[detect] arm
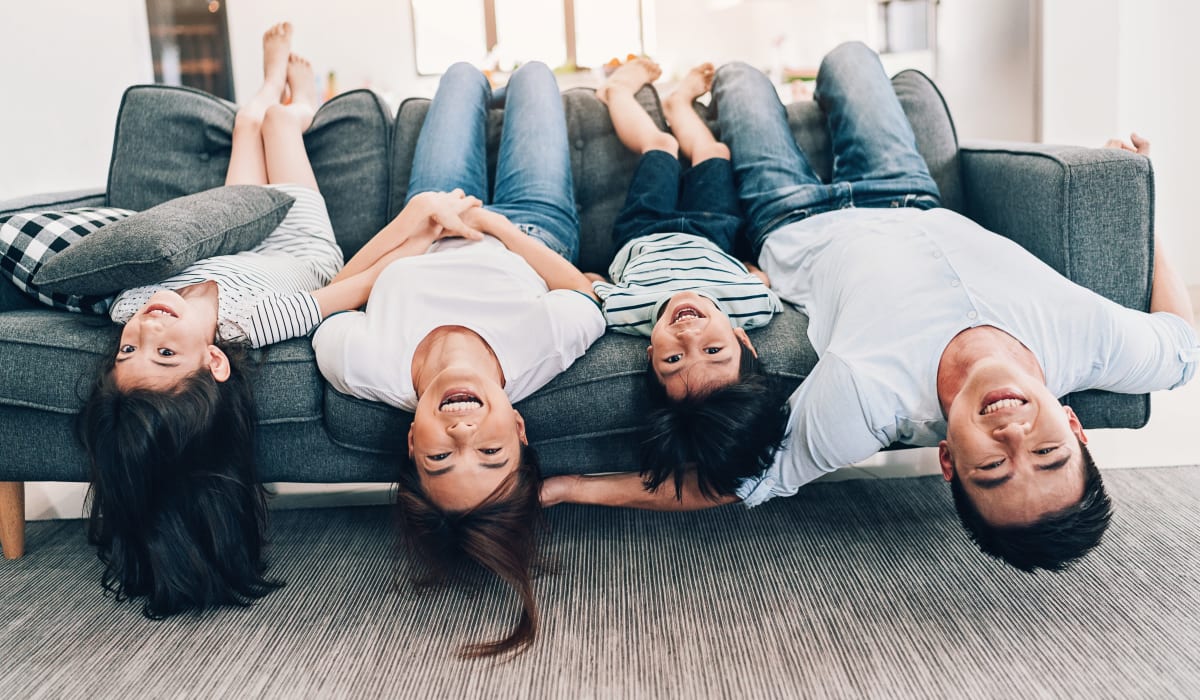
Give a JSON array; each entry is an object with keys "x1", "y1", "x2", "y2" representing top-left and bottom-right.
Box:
[
  {"x1": 464, "y1": 208, "x2": 599, "y2": 301},
  {"x1": 541, "y1": 472, "x2": 740, "y2": 511},
  {"x1": 1150, "y1": 241, "x2": 1195, "y2": 325},
  {"x1": 310, "y1": 234, "x2": 431, "y2": 316},
  {"x1": 331, "y1": 190, "x2": 483, "y2": 284}
]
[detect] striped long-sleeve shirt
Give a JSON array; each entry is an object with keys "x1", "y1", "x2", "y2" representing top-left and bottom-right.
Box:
[
  {"x1": 593, "y1": 232, "x2": 782, "y2": 336},
  {"x1": 110, "y1": 184, "x2": 343, "y2": 348}
]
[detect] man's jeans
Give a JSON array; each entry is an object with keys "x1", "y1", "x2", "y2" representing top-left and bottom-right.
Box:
[
  {"x1": 712, "y1": 41, "x2": 942, "y2": 255},
  {"x1": 406, "y1": 61, "x2": 580, "y2": 262}
]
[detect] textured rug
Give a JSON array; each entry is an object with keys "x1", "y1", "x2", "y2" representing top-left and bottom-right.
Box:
[{"x1": 2, "y1": 467, "x2": 1198, "y2": 698}]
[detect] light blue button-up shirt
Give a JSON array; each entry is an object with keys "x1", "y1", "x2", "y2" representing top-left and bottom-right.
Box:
[{"x1": 738, "y1": 207, "x2": 1199, "y2": 507}]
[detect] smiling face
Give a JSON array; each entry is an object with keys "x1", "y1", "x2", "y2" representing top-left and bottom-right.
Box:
[
  {"x1": 648, "y1": 292, "x2": 757, "y2": 400},
  {"x1": 940, "y1": 359, "x2": 1088, "y2": 527},
  {"x1": 113, "y1": 286, "x2": 229, "y2": 391},
  {"x1": 408, "y1": 365, "x2": 527, "y2": 512}
]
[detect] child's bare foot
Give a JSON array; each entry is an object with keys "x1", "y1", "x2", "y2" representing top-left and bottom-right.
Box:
[
  {"x1": 596, "y1": 57, "x2": 662, "y2": 105},
  {"x1": 286, "y1": 53, "x2": 318, "y2": 129},
  {"x1": 262, "y1": 22, "x2": 292, "y2": 100},
  {"x1": 666, "y1": 62, "x2": 715, "y2": 110}
]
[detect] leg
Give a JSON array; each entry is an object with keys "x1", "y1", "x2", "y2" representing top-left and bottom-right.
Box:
[
  {"x1": 489, "y1": 62, "x2": 580, "y2": 262},
  {"x1": 226, "y1": 22, "x2": 292, "y2": 187},
  {"x1": 610, "y1": 151, "x2": 685, "y2": 255},
  {"x1": 261, "y1": 55, "x2": 319, "y2": 191},
  {"x1": 597, "y1": 58, "x2": 678, "y2": 157},
  {"x1": 662, "y1": 63, "x2": 729, "y2": 166},
  {"x1": 814, "y1": 41, "x2": 940, "y2": 202},
  {"x1": 0, "y1": 481, "x2": 24, "y2": 559},
  {"x1": 407, "y1": 62, "x2": 491, "y2": 203},
  {"x1": 711, "y1": 62, "x2": 826, "y2": 250}
]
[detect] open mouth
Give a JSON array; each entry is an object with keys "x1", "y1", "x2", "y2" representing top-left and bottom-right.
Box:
[
  {"x1": 671, "y1": 304, "x2": 706, "y2": 324},
  {"x1": 439, "y1": 390, "x2": 483, "y2": 413},
  {"x1": 143, "y1": 303, "x2": 178, "y2": 318},
  {"x1": 980, "y1": 390, "x2": 1028, "y2": 415}
]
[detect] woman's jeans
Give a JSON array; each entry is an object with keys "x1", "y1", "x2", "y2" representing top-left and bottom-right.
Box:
[
  {"x1": 406, "y1": 61, "x2": 580, "y2": 262},
  {"x1": 712, "y1": 41, "x2": 942, "y2": 255}
]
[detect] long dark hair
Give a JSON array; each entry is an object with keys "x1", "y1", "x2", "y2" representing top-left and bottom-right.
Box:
[
  {"x1": 78, "y1": 339, "x2": 281, "y2": 618},
  {"x1": 395, "y1": 444, "x2": 544, "y2": 658},
  {"x1": 641, "y1": 344, "x2": 788, "y2": 498}
]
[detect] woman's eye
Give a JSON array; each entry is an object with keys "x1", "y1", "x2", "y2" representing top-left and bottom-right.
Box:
[
  {"x1": 157, "y1": 348, "x2": 175, "y2": 357},
  {"x1": 428, "y1": 453, "x2": 451, "y2": 461},
  {"x1": 481, "y1": 448, "x2": 501, "y2": 455},
  {"x1": 705, "y1": 347, "x2": 722, "y2": 355},
  {"x1": 665, "y1": 355, "x2": 682, "y2": 364},
  {"x1": 120, "y1": 344, "x2": 135, "y2": 353}
]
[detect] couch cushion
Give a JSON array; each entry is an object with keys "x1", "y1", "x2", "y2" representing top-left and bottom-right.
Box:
[
  {"x1": 106, "y1": 85, "x2": 393, "y2": 260},
  {"x1": 0, "y1": 310, "x2": 323, "y2": 424},
  {"x1": 34, "y1": 185, "x2": 294, "y2": 296},
  {"x1": 322, "y1": 305, "x2": 814, "y2": 473}
]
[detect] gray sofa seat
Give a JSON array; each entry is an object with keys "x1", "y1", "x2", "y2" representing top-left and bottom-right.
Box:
[{"x1": 0, "y1": 69, "x2": 1153, "y2": 492}]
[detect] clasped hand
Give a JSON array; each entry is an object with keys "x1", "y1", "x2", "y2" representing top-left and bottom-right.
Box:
[{"x1": 409, "y1": 189, "x2": 486, "y2": 242}]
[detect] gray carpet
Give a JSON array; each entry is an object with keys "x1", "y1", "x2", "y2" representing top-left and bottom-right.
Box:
[{"x1": 2, "y1": 467, "x2": 1199, "y2": 699}]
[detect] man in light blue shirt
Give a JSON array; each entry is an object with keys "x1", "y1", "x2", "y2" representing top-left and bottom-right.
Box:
[{"x1": 543, "y1": 42, "x2": 1199, "y2": 572}]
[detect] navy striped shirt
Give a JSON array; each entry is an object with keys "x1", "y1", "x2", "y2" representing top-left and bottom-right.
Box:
[{"x1": 593, "y1": 232, "x2": 781, "y2": 336}]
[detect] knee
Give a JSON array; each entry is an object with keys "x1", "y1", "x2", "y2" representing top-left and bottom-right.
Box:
[
  {"x1": 233, "y1": 109, "x2": 263, "y2": 133},
  {"x1": 714, "y1": 61, "x2": 759, "y2": 85},
  {"x1": 261, "y1": 103, "x2": 298, "y2": 134},
  {"x1": 509, "y1": 61, "x2": 556, "y2": 89},
  {"x1": 444, "y1": 61, "x2": 485, "y2": 82},
  {"x1": 821, "y1": 41, "x2": 878, "y2": 73}
]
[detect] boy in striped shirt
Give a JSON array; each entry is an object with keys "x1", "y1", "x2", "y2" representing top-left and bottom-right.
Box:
[{"x1": 594, "y1": 59, "x2": 787, "y2": 498}]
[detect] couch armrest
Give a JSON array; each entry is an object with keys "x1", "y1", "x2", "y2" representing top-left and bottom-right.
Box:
[
  {"x1": 959, "y1": 141, "x2": 1153, "y2": 429},
  {"x1": 0, "y1": 187, "x2": 108, "y2": 217}
]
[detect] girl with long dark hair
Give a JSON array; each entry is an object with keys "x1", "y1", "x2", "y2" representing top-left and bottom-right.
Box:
[{"x1": 312, "y1": 61, "x2": 605, "y2": 656}]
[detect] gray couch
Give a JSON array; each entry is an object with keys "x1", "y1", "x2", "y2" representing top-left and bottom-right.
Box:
[{"x1": 0, "y1": 70, "x2": 1155, "y2": 558}]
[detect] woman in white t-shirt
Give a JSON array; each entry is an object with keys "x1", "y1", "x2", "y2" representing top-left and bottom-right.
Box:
[{"x1": 312, "y1": 61, "x2": 604, "y2": 657}]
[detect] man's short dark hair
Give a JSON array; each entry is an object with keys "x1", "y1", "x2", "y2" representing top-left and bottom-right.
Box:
[
  {"x1": 949, "y1": 439, "x2": 1111, "y2": 572},
  {"x1": 641, "y1": 343, "x2": 788, "y2": 499}
]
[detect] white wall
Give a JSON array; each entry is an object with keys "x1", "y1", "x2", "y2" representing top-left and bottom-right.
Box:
[
  {"x1": 1041, "y1": 0, "x2": 1200, "y2": 285},
  {"x1": 0, "y1": 1, "x2": 152, "y2": 199}
]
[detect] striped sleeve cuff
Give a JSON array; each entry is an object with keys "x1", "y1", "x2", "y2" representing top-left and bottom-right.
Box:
[{"x1": 246, "y1": 291, "x2": 324, "y2": 348}]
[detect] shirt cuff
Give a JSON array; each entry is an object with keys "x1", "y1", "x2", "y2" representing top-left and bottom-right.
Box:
[{"x1": 736, "y1": 473, "x2": 777, "y2": 508}]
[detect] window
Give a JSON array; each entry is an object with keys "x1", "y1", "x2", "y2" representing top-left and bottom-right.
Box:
[
  {"x1": 145, "y1": 0, "x2": 235, "y2": 100},
  {"x1": 410, "y1": 0, "x2": 651, "y2": 75}
]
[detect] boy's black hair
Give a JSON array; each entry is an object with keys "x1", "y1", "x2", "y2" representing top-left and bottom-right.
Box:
[
  {"x1": 79, "y1": 340, "x2": 281, "y2": 618},
  {"x1": 641, "y1": 344, "x2": 788, "y2": 499},
  {"x1": 949, "y1": 439, "x2": 1111, "y2": 572}
]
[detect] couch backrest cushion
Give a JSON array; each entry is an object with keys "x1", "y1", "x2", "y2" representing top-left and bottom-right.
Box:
[
  {"x1": 106, "y1": 85, "x2": 394, "y2": 260},
  {"x1": 390, "y1": 70, "x2": 961, "y2": 274}
]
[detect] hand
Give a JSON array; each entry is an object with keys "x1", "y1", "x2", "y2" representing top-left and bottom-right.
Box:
[
  {"x1": 539, "y1": 475, "x2": 579, "y2": 507},
  {"x1": 1103, "y1": 132, "x2": 1151, "y2": 156},
  {"x1": 744, "y1": 261, "x2": 770, "y2": 286},
  {"x1": 412, "y1": 189, "x2": 485, "y2": 241}
]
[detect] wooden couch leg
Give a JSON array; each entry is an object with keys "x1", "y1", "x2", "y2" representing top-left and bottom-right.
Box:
[{"x1": 0, "y1": 482, "x2": 25, "y2": 559}]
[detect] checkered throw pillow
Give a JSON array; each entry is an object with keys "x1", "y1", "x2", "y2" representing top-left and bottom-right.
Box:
[{"x1": 0, "y1": 207, "x2": 134, "y2": 313}]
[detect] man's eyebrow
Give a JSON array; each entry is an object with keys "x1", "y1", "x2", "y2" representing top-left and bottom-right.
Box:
[
  {"x1": 1037, "y1": 456, "x2": 1071, "y2": 471},
  {"x1": 972, "y1": 474, "x2": 1012, "y2": 489}
]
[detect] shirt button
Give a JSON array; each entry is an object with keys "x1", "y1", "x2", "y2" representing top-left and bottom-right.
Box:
[
  {"x1": 950, "y1": 280, "x2": 960, "y2": 287},
  {"x1": 967, "y1": 310, "x2": 978, "y2": 320}
]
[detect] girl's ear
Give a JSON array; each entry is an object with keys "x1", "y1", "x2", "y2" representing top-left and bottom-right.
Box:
[
  {"x1": 734, "y1": 327, "x2": 758, "y2": 358},
  {"x1": 207, "y1": 345, "x2": 231, "y2": 382}
]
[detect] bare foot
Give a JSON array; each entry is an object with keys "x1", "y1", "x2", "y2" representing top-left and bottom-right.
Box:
[
  {"x1": 596, "y1": 57, "x2": 662, "y2": 105},
  {"x1": 262, "y1": 22, "x2": 293, "y2": 100},
  {"x1": 666, "y1": 62, "x2": 714, "y2": 109},
  {"x1": 286, "y1": 53, "x2": 318, "y2": 129}
]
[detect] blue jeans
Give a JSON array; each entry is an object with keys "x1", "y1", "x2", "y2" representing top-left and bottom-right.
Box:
[
  {"x1": 712, "y1": 41, "x2": 941, "y2": 254},
  {"x1": 406, "y1": 62, "x2": 580, "y2": 261},
  {"x1": 610, "y1": 150, "x2": 743, "y2": 256}
]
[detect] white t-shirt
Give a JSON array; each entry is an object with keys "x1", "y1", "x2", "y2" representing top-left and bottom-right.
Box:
[
  {"x1": 312, "y1": 236, "x2": 606, "y2": 410},
  {"x1": 737, "y1": 206, "x2": 1199, "y2": 506}
]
